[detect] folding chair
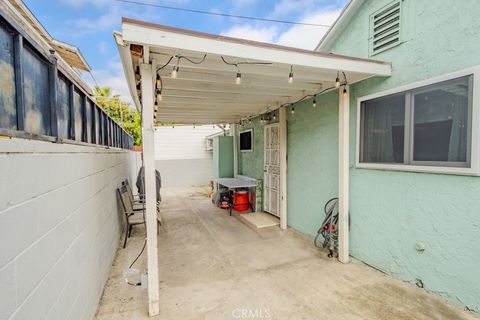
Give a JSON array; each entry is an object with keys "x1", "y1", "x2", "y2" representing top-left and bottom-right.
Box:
[{"x1": 117, "y1": 185, "x2": 145, "y2": 248}]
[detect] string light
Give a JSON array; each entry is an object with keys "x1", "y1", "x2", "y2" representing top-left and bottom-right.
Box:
[
  {"x1": 312, "y1": 95, "x2": 317, "y2": 108},
  {"x1": 236, "y1": 72, "x2": 241, "y2": 85},
  {"x1": 288, "y1": 65, "x2": 293, "y2": 84},
  {"x1": 291, "y1": 106, "x2": 295, "y2": 114},
  {"x1": 156, "y1": 73, "x2": 161, "y2": 86},
  {"x1": 154, "y1": 100, "x2": 159, "y2": 111},
  {"x1": 335, "y1": 71, "x2": 340, "y2": 88},
  {"x1": 156, "y1": 89, "x2": 162, "y2": 101},
  {"x1": 343, "y1": 86, "x2": 348, "y2": 97},
  {"x1": 171, "y1": 65, "x2": 178, "y2": 78},
  {"x1": 273, "y1": 111, "x2": 277, "y2": 120}
]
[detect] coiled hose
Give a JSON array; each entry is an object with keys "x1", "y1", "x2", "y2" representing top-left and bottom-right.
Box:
[{"x1": 314, "y1": 197, "x2": 339, "y2": 258}]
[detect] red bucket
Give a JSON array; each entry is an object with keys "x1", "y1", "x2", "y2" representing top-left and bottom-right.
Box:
[{"x1": 233, "y1": 191, "x2": 249, "y2": 212}]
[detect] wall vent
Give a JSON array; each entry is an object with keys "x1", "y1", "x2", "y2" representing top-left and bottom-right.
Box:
[{"x1": 370, "y1": 1, "x2": 402, "y2": 55}]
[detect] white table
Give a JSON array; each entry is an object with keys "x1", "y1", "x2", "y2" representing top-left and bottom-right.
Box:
[{"x1": 216, "y1": 177, "x2": 257, "y2": 215}]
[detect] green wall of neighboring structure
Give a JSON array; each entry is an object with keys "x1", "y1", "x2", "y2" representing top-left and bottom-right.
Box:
[
  {"x1": 213, "y1": 136, "x2": 234, "y2": 179},
  {"x1": 233, "y1": 0, "x2": 480, "y2": 311}
]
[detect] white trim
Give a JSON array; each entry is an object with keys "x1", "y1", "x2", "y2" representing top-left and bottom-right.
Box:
[
  {"x1": 140, "y1": 63, "x2": 160, "y2": 317},
  {"x1": 239, "y1": 129, "x2": 254, "y2": 153},
  {"x1": 355, "y1": 65, "x2": 480, "y2": 176},
  {"x1": 279, "y1": 107, "x2": 288, "y2": 230},
  {"x1": 338, "y1": 85, "x2": 350, "y2": 264},
  {"x1": 316, "y1": 0, "x2": 366, "y2": 51},
  {"x1": 232, "y1": 123, "x2": 238, "y2": 176}
]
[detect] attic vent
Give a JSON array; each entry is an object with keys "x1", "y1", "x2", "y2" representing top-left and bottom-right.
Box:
[{"x1": 370, "y1": 1, "x2": 402, "y2": 55}]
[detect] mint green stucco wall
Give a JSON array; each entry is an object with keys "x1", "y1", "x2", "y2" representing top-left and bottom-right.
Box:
[
  {"x1": 232, "y1": 0, "x2": 480, "y2": 310},
  {"x1": 321, "y1": 0, "x2": 480, "y2": 311},
  {"x1": 287, "y1": 93, "x2": 339, "y2": 236}
]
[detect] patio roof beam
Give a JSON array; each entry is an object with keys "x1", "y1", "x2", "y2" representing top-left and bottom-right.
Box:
[{"x1": 123, "y1": 19, "x2": 391, "y2": 76}]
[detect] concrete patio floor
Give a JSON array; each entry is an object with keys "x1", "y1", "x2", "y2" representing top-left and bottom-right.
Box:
[{"x1": 95, "y1": 187, "x2": 478, "y2": 320}]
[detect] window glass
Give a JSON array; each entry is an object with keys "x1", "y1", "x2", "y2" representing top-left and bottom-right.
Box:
[
  {"x1": 361, "y1": 94, "x2": 405, "y2": 163},
  {"x1": 413, "y1": 77, "x2": 469, "y2": 163},
  {"x1": 360, "y1": 75, "x2": 472, "y2": 167},
  {"x1": 57, "y1": 75, "x2": 70, "y2": 138},
  {"x1": 0, "y1": 22, "x2": 16, "y2": 130},
  {"x1": 23, "y1": 45, "x2": 50, "y2": 135}
]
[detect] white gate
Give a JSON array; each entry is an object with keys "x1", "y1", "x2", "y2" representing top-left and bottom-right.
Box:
[{"x1": 264, "y1": 124, "x2": 280, "y2": 216}]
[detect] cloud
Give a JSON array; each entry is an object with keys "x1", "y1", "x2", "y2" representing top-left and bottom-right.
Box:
[
  {"x1": 276, "y1": 9, "x2": 341, "y2": 49},
  {"x1": 83, "y1": 59, "x2": 134, "y2": 106},
  {"x1": 222, "y1": 25, "x2": 277, "y2": 43},
  {"x1": 221, "y1": 8, "x2": 341, "y2": 50}
]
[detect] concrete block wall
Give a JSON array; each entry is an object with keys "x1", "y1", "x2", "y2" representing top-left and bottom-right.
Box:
[{"x1": 0, "y1": 138, "x2": 137, "y2": 320}]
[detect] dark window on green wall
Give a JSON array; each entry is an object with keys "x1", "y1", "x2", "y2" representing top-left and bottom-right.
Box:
[{"x1": 0, "y1": 21, "x2": 17, "y2": 130}]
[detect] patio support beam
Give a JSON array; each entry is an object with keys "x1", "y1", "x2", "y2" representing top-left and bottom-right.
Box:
[
  {"x1": 338, "y1": 85, "x2": 350, "y2": 263},
  {"x1": 140, "y1": 63, "x2": 160, "y2": 316},
  {"x1": 232, "y1": 123, "x2": 238, "y2": 177},
  {"x1": 279, "y1": 106, "x2": 288, "y2": 230}
]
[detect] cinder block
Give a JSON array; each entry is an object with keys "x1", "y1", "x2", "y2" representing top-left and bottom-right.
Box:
[
  {"x1": 12, "y1": 253, "x2": 68, "y2": 320},
  {"x1": 0, "y1": 201, "x2": 39, "y2": 267},
  {"x1": 0, "y1": 261, "x2": 16, "y2": 320},
  {"x1": 0, "y1": 155, "x2": 11, "y2": 212},
  {"x1": 15, "y1": 229, "x2": 58, "y2": 304}
]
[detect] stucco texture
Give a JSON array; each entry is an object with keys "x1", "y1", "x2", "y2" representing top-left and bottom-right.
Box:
[
  {"x1": 286, "y1": 93, "x2": 339, "y2": 236},
  {"x1": 323, "y1": 0, "x2": 480, "y2": 311}
]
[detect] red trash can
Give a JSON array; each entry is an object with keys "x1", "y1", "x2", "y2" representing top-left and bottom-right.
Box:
[{"x1": 233, "y1": 190, "x2": 249, "y2": 212}]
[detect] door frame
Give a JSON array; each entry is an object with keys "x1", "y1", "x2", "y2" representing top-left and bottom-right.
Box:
[{"x1": 263, "y1": 123, "x2": 281, "y2": 217}]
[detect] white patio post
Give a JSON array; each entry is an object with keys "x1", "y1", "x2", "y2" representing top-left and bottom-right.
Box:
[
  {"x1": 231, "y1": 123, "x2": 238, "y2": 177},
  {"x1": 140, "y1": 63, "x2": 160, "y2": 316},
  {"x1": 338, "y1": 85, "x2": 350, "y2": 263},
  {"x1": 279, "y1": 106, "x2": 288, "y2": 230}
]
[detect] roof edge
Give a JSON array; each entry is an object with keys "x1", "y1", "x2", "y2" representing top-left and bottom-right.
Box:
[
  {"x1": 121, "y1": 16, "x2": 389, "y2": 66},
  {"x1": 315, "y1": 0, "x2": 366, "y2": 52}
]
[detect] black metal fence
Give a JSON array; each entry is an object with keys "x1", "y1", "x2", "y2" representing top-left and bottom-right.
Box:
[{"x1": 0, "y1": 12, "x2": 133, "y2": 150}]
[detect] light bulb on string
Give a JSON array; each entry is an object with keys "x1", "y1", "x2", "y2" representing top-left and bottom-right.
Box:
[
  {"x1": 343, "y1": 86, "x2": 348, "y2": 97},
  {"x1": 156, "y1": 73, "x2": 161, "y2": 87},
  {"x1": 291, "y1": 106, "x2": 295, "y2": 114},
  {"x1": 335, "y1": 71, "x2": 340, "y2": 88},
  {"x1": 288, "y1": 65, "x2": 293, "y2": 84},
  {"x1": 312, "y1": 95, "x2": 317, "y2": 108},
  {"x1": 236, "y1": 72, "x2": 241, "y2": 85},
  {"x1": 171, "y1": 65, "x2": 178, "y2": 79}
]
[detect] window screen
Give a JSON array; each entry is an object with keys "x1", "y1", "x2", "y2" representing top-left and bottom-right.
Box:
[
  {"x1": 361, "y1": 94, "x2": 405, "y2": 163},
  {"x1": 240, "y1": 130, "x2": 253, "y2": 151}
]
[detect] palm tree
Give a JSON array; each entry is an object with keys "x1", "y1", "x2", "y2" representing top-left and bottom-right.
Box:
[{"x1": 93, "y1": 86, "x2": 112, "y2": 99}]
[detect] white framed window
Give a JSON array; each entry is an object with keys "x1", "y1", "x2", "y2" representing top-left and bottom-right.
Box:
[{"x1": 356, "y1": 66, "x2": 480, "y2": 176}]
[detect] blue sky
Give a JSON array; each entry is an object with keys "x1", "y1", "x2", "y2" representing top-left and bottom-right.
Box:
[{"x1": 24, "y1": 0, "x2": 348, "y2": 103}]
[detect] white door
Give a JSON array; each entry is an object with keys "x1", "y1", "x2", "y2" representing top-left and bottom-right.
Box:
[{"x1": 264, "y1": 124, "x2": 280, "y2": 217}]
